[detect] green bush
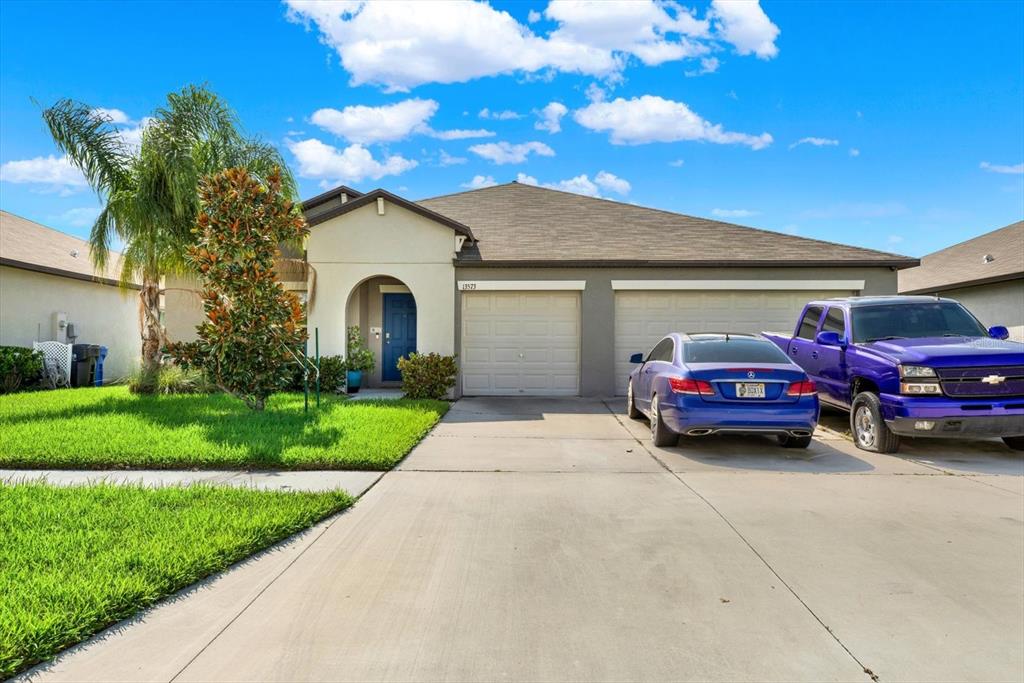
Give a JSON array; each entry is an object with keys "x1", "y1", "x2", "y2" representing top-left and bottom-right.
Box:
[
  {"x1": 128, "y1": 364, "x2": 216, "y2": 395},
  {"x1": 317, "y1": 355, "x2": 346, "y2": 393},
  {"x1": 397, "y1": 352, "x2": 457, "y2": 400},
  {"x1": 344, "y1": 326, "x2": 375, "y2": 373},
  {"x1": 0, "y1": 346, "x2": 43, "y2": 394}
]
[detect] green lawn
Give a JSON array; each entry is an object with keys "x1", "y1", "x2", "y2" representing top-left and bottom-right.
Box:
[
  {"x1": 0, "y1": 482, "x2": 353, "y2": 678},
  {"x1": 0, "y1": 386, "x2": 448, "y2": 470}
]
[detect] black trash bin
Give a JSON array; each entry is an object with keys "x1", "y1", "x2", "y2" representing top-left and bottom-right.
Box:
[{"x1": 71, "y1": 344, "x2": 101, "y2": 388}]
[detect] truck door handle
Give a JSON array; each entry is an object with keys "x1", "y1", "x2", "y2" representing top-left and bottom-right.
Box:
[
  {"x1": 790, "y1": 348, "x2": 798, "y2": 355},
  {"x1": 811, "y1": 351, "x2": 819, "y2": 360}
]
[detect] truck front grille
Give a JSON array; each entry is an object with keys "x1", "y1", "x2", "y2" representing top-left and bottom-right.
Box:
[{"x1": 936, "y1": 365, "x2": 1024, "y2": 398}]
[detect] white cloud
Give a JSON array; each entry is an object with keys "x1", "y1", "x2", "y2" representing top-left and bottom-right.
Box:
[
  {"x1": 574, "y1": 95, "x2": 772, "y2": 149},
  {"x1": 462, "y1": 175, "x2": 497, "y2": 189},
  {"x1": 710, "y1": 0, "x2": 780, "y2": 59},
  {"x1": 287, "y1": 138, "x2": 417, "y2": 183},
  {"x1": 849, "y1": 148, "x2": 860, "y2": 157},
  {"x1": 513, "y1": 169, "x2": 630, "y2": 198},
  {"x1": 887, "y1": 234, "x2": 905, "y2": 245},
  {"x1": 980, "y1": 161, "x2": 1024, "y2": 175},
  {"x1": 427, "y1": 128, "x2": 496, "y2": 140},
  {"x1": 91, "y1": 108, "x2": 131, "y2": 124},
  {"x1": 535, "y1": 101, "x2": 569, "y2": 133},
  {"x1": 801, "y1": 201, "x2": 909, "y2": 220},
  {"x1": 789, "y1": 137, "x2": 840, "y2": 149},
  {"x1": 0, "y1": 154, "x2": 88, "y2": 193},
  {"x1": 283, "y1": 0, "x2": 777, "y2": 91},
  {"x1": 527, "y1": 9, "x2": 541, "y2": 23},
  {"x1": 438, "y1": 149, "x2": 467, "y2": 166},
  {"x1": 685, "y1": 56, "x2": 719, "y2": 77},
  {"x1": 116, "y1": 117, "x2": 154, "y2": 153},
  {"x1": 782, "y1": 224, "x2": 799, "y2": 234},
  {"x1": 711, "y1": 208, "x2": 759, "y2": 218},
  {"x1": 594, "y1": 170, "x2": 630, "y2": 195},
  {"x1": 469, "y1": 140, "x2": 555, "y2": 164},
  {"x1": 479, "y1": 108, "x2": 522, "y2": 120},
  {"x1": 311, "y1": 99, "x2": 437, "y2": 143},
  {"x1": 668, "y1": 159, "x2": 685, "y2": 167},
  {"x1": 585, "y1": 82, "x2": 607, "y2": 103}
]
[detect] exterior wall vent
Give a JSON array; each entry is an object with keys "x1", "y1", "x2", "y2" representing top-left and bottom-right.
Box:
[{"x1": 377, "y1": 197, "x2": 385, "y2": 215}]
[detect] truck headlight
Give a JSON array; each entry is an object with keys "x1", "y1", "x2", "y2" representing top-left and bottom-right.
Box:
[
  {"x1": 900, "y1": 366, "x2": 936, "y2": 378},
  {"x1": 900, "y1": 382, "x2": 943, "y2": 395}
]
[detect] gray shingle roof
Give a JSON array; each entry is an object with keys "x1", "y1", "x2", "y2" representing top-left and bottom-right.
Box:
[
  {"x1": 418, "y1": 182, "x2": 916, "y2": 267},
  {"x1": 899, "y1": 220, "x2": 1024, "y2": 293}
]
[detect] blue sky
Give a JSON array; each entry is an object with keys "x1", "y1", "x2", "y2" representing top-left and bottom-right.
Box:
[{"x1": 1, "y1": 0, "x2": 1022, "y2": 257}]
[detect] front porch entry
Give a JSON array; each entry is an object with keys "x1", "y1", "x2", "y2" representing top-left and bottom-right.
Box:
[{"x1": 345, "y1": 276, "x2": 418, "y2": 388}]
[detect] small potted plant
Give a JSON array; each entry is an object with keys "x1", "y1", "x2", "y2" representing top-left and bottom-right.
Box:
[{"x1": 344, "y1": 325, "x2": 375, "y2": 393}]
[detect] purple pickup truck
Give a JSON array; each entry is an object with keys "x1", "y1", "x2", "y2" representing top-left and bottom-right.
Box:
[{"x1": 764, "y1": 296, "x2": 1024, "y2": 453}]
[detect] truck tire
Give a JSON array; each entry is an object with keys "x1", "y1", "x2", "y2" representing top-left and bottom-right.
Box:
[
  {"x1": 778, "y1": 433, "x2": 812, "y2": 449},
  {"x1": 850, "y1": 392, "x2": 900, "y2": 453},
  {"x1": 650, "y1": 394, "x2": 677, "y2": 447},
  {"x1": 1002, "y1": 436, "x2": 1024, "y2": 451},
  {"x1": 626, "y1": 380, "x2": 641, "y2": 419}
]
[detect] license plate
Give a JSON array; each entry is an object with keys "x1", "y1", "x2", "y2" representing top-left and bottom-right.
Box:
[{"x1": 736, "y1": 383, "x2": 765, "y2": 398}]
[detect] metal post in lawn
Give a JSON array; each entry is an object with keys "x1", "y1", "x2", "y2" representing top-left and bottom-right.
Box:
[
  {"x1": 315, "y1": 327, "x2": 321, "y2": 407},
  {"x1": 303, "y1": 336, "x2": 309, "y2": 414}
]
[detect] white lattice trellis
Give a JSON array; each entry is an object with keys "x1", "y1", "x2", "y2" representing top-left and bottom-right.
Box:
[{"x1": 33, "y1": 341, "x2": 73, "y2": 388}]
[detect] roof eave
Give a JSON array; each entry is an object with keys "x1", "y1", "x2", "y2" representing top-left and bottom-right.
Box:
[
  {"x1": 305, "y1": 189, "x2": 477, "y2": 241},
  {"x1": 900, "y1": 271, "x2": 1024, "y2": 295},
  {"x1": 455, "y1": 258, "x2": 920, "y2": 269}
]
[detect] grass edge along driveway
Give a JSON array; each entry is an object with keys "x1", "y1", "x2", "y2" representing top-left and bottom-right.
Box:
[
  {"x1": 0, "y1": 482, "x2": 354, "y2": 678},
  {"x1": 0, "y1": 386, "x2": 448, "y2": 470}
]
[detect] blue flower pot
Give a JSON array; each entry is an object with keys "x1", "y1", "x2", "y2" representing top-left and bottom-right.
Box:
[{"x1": 346, "y1": 370, "x2": 362, "y2": 394}]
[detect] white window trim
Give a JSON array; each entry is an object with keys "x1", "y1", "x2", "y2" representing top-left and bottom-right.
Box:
[
  {"x1": 458, "y1": 280, "x2": 587, "y2": 291},
  {"x1": 610, "y1": 280, "x2": 864, "y2": 291}
]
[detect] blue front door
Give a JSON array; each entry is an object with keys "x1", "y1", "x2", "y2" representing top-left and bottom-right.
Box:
[{"x1": 382, "y1": 293, "x2": 416, "y2": 381}]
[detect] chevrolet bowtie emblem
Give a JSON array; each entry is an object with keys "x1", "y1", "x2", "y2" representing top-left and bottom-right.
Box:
[{"x1": 981, "y1": 375, "x2": 1005, "y2": 384}]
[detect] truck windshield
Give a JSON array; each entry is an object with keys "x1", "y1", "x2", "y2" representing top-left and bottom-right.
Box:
[{"x1": 851, "y1": 303, "x2": 987, "y2": 343}]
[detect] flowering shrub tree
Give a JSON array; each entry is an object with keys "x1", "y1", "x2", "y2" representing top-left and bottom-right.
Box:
[{"x1": 167, "y1": 168, "x2": 308, "y2": 410}]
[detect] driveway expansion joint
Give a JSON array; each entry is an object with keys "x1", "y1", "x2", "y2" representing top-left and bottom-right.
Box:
[{"x1": 601, "y1": 399, "x2": 882, "y2": 683}]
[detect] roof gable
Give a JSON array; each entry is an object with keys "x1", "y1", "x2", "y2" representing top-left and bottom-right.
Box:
[
  {"x1": 418, "y1": 182, "x2": 917, "y2": 267},
  {"x1": 304, "y1": 188, "x2": 476, "y2": 241}
]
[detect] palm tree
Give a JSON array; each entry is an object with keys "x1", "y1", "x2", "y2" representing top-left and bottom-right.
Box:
[{"x1": 41, "y1": 85, "x2": 296, "y2": 375}]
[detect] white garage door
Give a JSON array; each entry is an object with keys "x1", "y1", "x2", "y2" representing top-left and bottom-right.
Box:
[
  {"x1": 613, "y1": 289, "x2": 852, "y2": 395},
  {"x1": 461, "y1": 291, "x2": 580, "y2": 395}
]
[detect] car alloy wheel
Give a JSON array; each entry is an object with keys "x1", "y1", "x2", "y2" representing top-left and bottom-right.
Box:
[
  {"x1": 854, "y1": 405, "x2": 876, "y2": 449},
  {"x1": 650, "y1": 394, "x2": 660, "y2": 436},
  {"x1": 627, "y1": 382, "x2": 634, "y2": 413}
]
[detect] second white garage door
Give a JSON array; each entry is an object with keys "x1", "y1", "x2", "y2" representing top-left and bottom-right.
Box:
[
  {"x1": 613, "y1": 289, "x2": 853, "y2": 395},
  {"x1": 461, "y1": 291, "x2": 580, "y2": 395}
]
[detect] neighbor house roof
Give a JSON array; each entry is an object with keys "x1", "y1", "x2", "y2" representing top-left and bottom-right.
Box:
[
  {"x1": 0, "y1": 210, "x2": 137, "y2": 288},
  {"x1": 899, "y1": 221, "x2": 1024, "y2": 294},
  {"x1": 416, "y1": 182, "x2": 917, "y2": 267}
]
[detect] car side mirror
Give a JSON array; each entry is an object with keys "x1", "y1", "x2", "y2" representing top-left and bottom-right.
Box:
[
  {"x1": 629, "y1": 353, "x2": 644, "y2": 364},
  {"x1": 989, "y1": 326, "x2": 1009, "y2": 340},
  {"x1": 815, "y1": 331, "x2": 847, "y2": 348}
]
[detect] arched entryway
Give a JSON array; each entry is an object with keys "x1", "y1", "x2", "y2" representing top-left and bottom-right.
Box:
[{"x1": 344, "y1": 275, "x2": 417, "y2": 387}]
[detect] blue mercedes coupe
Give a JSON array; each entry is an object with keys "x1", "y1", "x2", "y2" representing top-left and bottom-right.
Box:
[{"x1": 626, "y1": 333, "x2": 820, "y2": 448}]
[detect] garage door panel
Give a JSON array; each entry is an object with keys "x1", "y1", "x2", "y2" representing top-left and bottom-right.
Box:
[
  {"x1": 462, "y1": 291, "x2": 580, "y2": 396},
  {"x1": 614, "y1": 289, "x2": 851, "y2": 395}
]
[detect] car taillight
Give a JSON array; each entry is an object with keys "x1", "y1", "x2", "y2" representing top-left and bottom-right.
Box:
[
  {"x1": 786, "y1": 380, "x2": 817, "y2": 396},
  {"x1": 669, "y1": 377, "x2": 714, "y2": 395}
]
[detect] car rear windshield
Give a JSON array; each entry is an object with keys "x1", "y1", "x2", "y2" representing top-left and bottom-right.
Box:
[
  {"x1": 683, "y1": 338, "x2": 791, "y2": 364},
  {"x1": 851, "y1": 303, "x2": 987, "y2": 343}
]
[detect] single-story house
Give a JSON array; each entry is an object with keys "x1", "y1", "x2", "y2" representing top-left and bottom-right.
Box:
[
  {"x1": 898, "y1": 220, "x2": 1024, "y2": 341},
  {"x1": 0, "y1": 210, "x2": 140, "y2": 380},
  {"x1": 164, "y1": 182, "x2": 918, "y2": 396}
]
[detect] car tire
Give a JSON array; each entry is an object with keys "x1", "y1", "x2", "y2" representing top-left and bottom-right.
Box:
[
  {"x1": 1002, "y1": 436, "x2": 1024, "y2": 451},
  {"x1": 626, "y1": 380, "x2": 641, "y2": 419},
  {"x1": 778, "y1": 433, "x2": 812, "y2": 449},
  {"x1": 850, "y1": 392, "x2": 900, "y2": 453},
  {"x1": 650, "y1": 393, "x2": 677, "y2": 447}
]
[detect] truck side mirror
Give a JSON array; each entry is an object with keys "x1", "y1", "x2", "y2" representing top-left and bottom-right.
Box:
[
  {"x1": 988, "y1": 326, "x2": 1009, "y2": 340},
  {"x1": 629, "y1": 353, "x2": 644, "y2": 364},
  {"x1": 815, "y1": 331, "x2": 847, "y2": 348}
]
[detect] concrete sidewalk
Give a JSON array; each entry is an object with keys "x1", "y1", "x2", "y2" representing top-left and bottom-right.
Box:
[
  {"x1": 21, "y1": 397, "x2": 1024, "y2": 683},
  {"x1": 1, "y1": 469, "x2": 382, "y2": 496}
]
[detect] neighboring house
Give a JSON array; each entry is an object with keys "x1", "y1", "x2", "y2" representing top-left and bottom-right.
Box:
[
  {"x1": 899, "y1": 221, "x2": 1024, "y2": 342},
  {"x1": 0, "y1": 210, "x2": 140, "y2": 381},
  {"x1": 165, "y1": 182, "x2": 918, "y2": 397}
]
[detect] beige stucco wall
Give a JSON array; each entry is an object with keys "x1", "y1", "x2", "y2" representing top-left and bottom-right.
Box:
[
  {"x1": 163, "y1": 273, "x2": 204, "y2": 343},
  {"x1": 307, "y1": 201, "x2": 457, "y2": 361},
  {"x1": 0, "y1": 265, "x2": 140, "y2": 381},
  {"x1": 941, "y1": 278, "x2": 1024, "y2": 341}
]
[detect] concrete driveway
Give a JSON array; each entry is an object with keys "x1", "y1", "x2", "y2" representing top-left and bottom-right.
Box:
[{"x1": 26, "y1": 398, "x2": 1024, "y2": 683}]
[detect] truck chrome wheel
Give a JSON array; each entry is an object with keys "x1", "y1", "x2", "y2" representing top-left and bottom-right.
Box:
[{"x1": 854, "y1": 405, "x2": 876, "y2": 448}]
